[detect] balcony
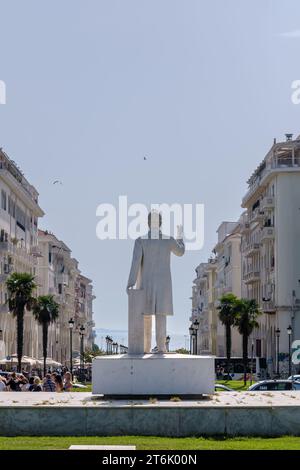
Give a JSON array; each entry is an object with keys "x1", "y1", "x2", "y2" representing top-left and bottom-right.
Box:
[
  {"x1": 243, "y1": 242, "x2": 260, "y2": 257},
  {"x1": 55, "y1": 293, "x2": 67, "y2": 305},
  {"x1": 261, "y1": 226, "x2": 275, "y2": 242},
  {"x1": 243, "y1": 270, "x2": 260, "y2": 284},
  {"x1": 262, "y1": 300, "x2": 276, "y2": 314},
  {"x1": 0, "y1": 241, "x2": 35, "y2": 266},
  {"x1": 223, "y1": 286, "x2": 233, "y2": 294},
  {"x1": 57, "y1": 273, "x2": 69, "y2": 286},
  {"x1": 0, "y1": 303, "x2": 8, "y2": 313},
  {"x1": 240, "y1": 221, "x2": 250, "y2": 233},
  {"x1": 262, "y1": 196, "x2": 274, "y2": 210},
  {"x1": 30, "y1": 246, "x2": 43, "y2": 257},
  {"x1": 0, "y1": 241, "x2": 9, "y2": 252},
  {"x1": 242, "y1": 148, "x2": 300, "y2": 207},
  {"x1": 249, "y1": 208, "x2": 265, "y2": 224}
]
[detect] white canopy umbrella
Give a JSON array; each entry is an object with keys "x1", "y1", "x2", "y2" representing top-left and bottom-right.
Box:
[
  {"x1": 39, "y1": 357, "x2": 62, "y2": 368},
  {"x1": 0, "y1": 355, "x2": 41, "y2": 367}
]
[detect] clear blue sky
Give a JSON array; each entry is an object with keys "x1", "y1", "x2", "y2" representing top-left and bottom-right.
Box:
[{"x1": 0, "y1": 0, "x2": 300, "y2": 334}]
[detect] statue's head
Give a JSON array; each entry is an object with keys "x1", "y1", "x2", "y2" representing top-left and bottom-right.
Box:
[{"x1": 148, "y1": 210, "x2": 162, "y2": 230}]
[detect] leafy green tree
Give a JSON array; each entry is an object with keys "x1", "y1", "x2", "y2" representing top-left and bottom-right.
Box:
[
  {"x1": 92, "y1": 343, "x2": 101, "y2": 354},
  {"x1": 83, "y1": 347, "x2": 105, "y2": 363},
  {"x1": 33, "y1": 295, "x2": 59, "y2": 376},
  {"x1": 217, "y1": 293, "x2": 239, "y2": 376},
  {"x1": 176, "y1": 348, "x2": 190, "y2": 355},
  {"x1": 6, "y1": 272, "x2": 37, "y2": 372},
  {"x1": 235, "y1": 298, "x2": 261, "y2": 385}
]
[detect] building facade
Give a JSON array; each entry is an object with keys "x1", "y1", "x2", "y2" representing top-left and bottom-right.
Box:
[
  {"x1": 191, "y1": 221, "x2": 242, "y2": 357},
  {"x1": 214, "y1": 221, "x2": 242, "y2": 357},
  {"x1": 191, "y1": 133, "x2": 300, "y2": 375},
  {"x1": 37, "y1": 230, "x2": 95, "y2": 365},
  {"x1": 0, "y1": 149, "x2": 44, "y2": 358},
  {"x1": 0, "y1": 149, "x2": 96, "y2": 365},
  {"x1": 191, "y1": 259, "x2": 218, "y2": 355},
  {"x1": 241, "y1": 134, "x2": 300, "y2": 374}
]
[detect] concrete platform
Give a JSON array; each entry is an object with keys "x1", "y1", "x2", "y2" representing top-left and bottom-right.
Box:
[
  {"x1": 92, "y1": 353, "x2": 215, "y2": 396},
  {"x1": 1, "y1": 391, "x2": 300, "y2": 436}
]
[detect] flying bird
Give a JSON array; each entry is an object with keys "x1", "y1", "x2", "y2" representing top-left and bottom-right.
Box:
[
  {"x1": 144, "y1": 156, "x2": 147, "y2": 160},
  {"x1": 53, "y1": 180, "x2": 63, "y2": 185}
]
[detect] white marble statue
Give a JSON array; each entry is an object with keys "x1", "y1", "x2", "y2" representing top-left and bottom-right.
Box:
[{"x1": 127, "y1": 211, "x2": 185, "y2": 353}]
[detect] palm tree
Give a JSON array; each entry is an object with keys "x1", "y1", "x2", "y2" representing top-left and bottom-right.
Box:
[
  {"x1": 217, "y1": 293, "x2": 238, "y2": 377},
  {"x1": 6, "y1": 272, "x2": 37, "y2": 373},
  {"x1": 235, "y1": 298, "x2": 261, "y2": 385},
  {"x1": 33, "y1": 295, "x2": 59, "y2": 376}
]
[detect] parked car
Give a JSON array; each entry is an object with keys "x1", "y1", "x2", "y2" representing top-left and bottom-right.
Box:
[
  {"x1": 288, "y1": 375, "x2": 300, "y2": 382},
  {"x1": 215, "y1": 384, "x2": 234, "y2": 392},
  {"x1": 248, "y1": 380, "x2": 300, "y2": 391}
]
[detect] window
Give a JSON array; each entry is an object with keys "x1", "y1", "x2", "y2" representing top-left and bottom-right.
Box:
[
  {"x1": 1, "y1": 190, "x2": 7, "y2": 211},
  {"x1": 277, "y1": 382, "x2": 292, "y2": 391},
  {"x1": 16, "y1": 205, "x2": 26, "y2": 231}
]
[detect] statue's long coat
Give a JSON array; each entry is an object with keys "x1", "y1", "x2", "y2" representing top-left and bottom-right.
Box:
[{"x1": 127, "y1": 233, "x2": 185, "y2": 316}]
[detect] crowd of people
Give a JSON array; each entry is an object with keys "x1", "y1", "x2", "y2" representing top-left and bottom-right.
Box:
[{"x1": 0, "y1": 371, "x2": 73, "y2": 392}]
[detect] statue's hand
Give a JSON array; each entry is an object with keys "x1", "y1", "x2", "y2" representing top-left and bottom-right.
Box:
[{"x1": 177, "y1": 224, "x2": 183, "y2": 239}]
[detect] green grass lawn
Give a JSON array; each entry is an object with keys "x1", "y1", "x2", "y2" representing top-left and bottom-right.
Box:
[
  {"x1": 71, "y1": 383, "x2": 92, "y2": 392},
  {"x1": 216, "y1": 380, "x2": 254, "y2": 391},
  {"x1": 73, "y1": 381, "x2": 251, "y2": 393},
  {"x1": 0, "y1": 435, "x2": 299, "y2": 450}
]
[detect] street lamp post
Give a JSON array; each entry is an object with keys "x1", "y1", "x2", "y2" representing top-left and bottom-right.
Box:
[
  {"x1": 68, "y1": 318, "x2": 75, "y2": 378},
  {"x1": 287, "y1": 325, "x2": 293, "y2": 377},
  {"x1": 193, "y1": 320, "x2": 199, "y2": 355},
  {"x1": 79, "y1": 325, "x2": 85, "y2": 382},
  {"x1": 189, "y1": 325, "x2": 194, "y2": 355},
  {"x1": 275, "y1": 327, "x2": 280, "y2": 376},
  {"x1": 250, "y1": 338, "x2": 254, "y2": 385},
  {"x1": 0, "y1": 328, "x2": 3, "y2": 358}
]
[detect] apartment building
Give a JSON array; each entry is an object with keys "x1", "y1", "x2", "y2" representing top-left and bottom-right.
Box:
[
  {"x1": 214, "y1": 221, "x2": 242, "y2": 357},
  {"x1": 37, "y1": 230, "x2": 95, "y2": 365},
  {"x1": 191, "y1": 133, "x2": 300, "y2": 374},
  {"x1": 191, "y1": 221, "x2": 242, "y2": 357},
  {"x1": 241, "y1": 133, "x2": 300, "y2": 373},
  {"x1": 74, "y1": 274, "x2": 96, "y2": 352},
  {"x1": 191, "y1": 259, "x2": 218, "y2": 355},
  {"x1": 0, "y1": 149, "x2": 96, "y2": 365},
  {"x1": 0, "y1": 149, "x2": 44, "y2": 358}
]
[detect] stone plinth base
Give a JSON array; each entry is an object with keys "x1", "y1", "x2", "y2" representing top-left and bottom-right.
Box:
[{"x1": 92, "y1": 353, "x2": 215, "y2": 396}]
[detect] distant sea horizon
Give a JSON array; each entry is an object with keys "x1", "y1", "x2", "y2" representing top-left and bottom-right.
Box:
[{"x1": 95, "y1": 328, "x2": 190, "y2": 352}]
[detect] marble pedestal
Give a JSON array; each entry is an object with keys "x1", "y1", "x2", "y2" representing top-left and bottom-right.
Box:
[{"x1": 92, "y1": 353, "x2": 215, "y2": 396}]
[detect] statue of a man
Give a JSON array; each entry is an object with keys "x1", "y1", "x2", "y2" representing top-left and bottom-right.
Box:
[{"x1": 127, "y1": 211, "x2": 185, "y2": 353}]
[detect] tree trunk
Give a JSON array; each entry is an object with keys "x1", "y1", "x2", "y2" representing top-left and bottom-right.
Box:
[
  {"x1": 16, "y1": 307, "x2": 24, "y2": 373},
  {"x1": 42, "y1": 322, "x2": 48, "y2": 377},
  {"x1": 243, "y1": 333, "x2": 248, "y2": 386},
  {"x1": 225, "y1": 323, "x2": 232, "y2": 378}
]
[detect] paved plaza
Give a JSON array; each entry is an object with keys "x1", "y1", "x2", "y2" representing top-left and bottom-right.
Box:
[{"x1": 2, "y1": 391, "x2": 300, "y2": 407}]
